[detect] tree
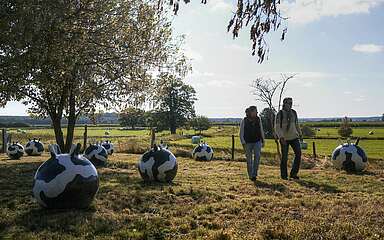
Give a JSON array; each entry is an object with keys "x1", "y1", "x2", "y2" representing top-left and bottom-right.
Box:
[
  {"x1": 161, "y1": 0, "x2": 287, "y2": 63},
  {"x1": 301, "y1": 125, "x2": 316, "y2": 138},
  {"x1": 382, "y1": 114, "x2": 384, "y2": 122},
  {"x1": 189, "y1": 116, "x2": 211, "y2": 134},
  {"x1": 153, "y1": 77, "x2": 197, "y2": 134},
  {"x1": 259, "y1": 108, "x2": 275, "y2": 139},
  {"x1": 0, "y1": 0, "x2": 178, "y2": 152},
  {"x1": 338, "y1": 117, "x2": 353, "y2": 138},
  {"x1": 251, "y1": 74, "x2": 296, "y2": 159},
  {"x1": 119, "y1": 107, "x2": 145, "y2": 129}
]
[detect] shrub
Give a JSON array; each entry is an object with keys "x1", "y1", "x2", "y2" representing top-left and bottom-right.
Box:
[
  {"x1": 301, "y1": 125, "x2": 316, "y2": 138},
  {"x1": 338, "y1": 117, "x2": 353, "y2": 138}
]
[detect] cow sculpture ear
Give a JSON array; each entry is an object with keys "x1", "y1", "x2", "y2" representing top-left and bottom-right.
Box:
[{"x1": 71, "y1": 143, "x2": 81, "y2": 157}]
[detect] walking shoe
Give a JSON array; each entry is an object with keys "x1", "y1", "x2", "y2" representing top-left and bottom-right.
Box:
[
  {"x1": 281, "y1": 176, "x2": 288, "y2": 180},
  {"x1": 251, "y1": 177, "x2": 257, "y2": 181},
  {"x1": 290, "y1": 175, "x2": 300, "y2": 180}
]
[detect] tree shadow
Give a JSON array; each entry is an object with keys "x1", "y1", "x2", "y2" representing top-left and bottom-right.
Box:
[
  {"x1": 253, "y1": 180, "x2": 287, "y2": 193},
  {"x1": 295, "y1": 179, "x2": 342, "y2": 193}
]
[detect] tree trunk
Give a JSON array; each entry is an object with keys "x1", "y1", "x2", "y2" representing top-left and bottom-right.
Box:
[
  {"x1": 269, "y1": 110, "x2": 281, "y2": 160},
  {"x1": 51, "y1": 115, "x2": 65, "y2": 151},
  {"x1": 65, "y1": 89, "x2": 77, "y2": 153}
]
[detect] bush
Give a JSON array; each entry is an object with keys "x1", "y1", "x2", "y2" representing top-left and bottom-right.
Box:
[
  {"x1": 338, "y1": 117, "x2": 353, "y2": 138},
  {"x1": 189, "y1": 116, "x2": 211, "y2": 133},
  {"x1": 301, "y1": 125, "x2": 316, "y2": 138}
]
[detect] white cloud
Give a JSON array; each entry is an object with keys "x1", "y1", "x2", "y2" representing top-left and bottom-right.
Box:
[
  {"x1": 352, "y1": 44, "x2": 384, "y2": 53},
  {"x1": 281, "y1": 0, "x2": 384, "y2": 24},
  {"x1": 206, "y1": 80, "x2": 235, "y2": 88},
  {"x1": 209, "y1": 0, "x2": 233, "y2": 12},
  {"x1": 354, "y1": 96, "x2": 366, "y2": 102},
  {"x1": 344, "y1": 91, "x2": 353, "y2": 95}
]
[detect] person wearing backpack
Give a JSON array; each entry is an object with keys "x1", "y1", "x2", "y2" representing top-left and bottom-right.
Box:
[
  {"x1": 275, "y1": 97, "x2": 303, "y2": 180},
  {"x1": 240, "y1": 106, "x2": 265, "y2": 181}
]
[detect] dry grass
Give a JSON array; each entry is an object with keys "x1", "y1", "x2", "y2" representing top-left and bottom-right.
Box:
[{"x1": 0, "y1": 153, "x2": 384, "y2": 239}]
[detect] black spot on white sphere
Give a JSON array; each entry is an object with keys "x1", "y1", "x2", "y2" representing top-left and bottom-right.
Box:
[
  {"x1": 192, "y1": 143, "x2": 214, "y2": 161},
  {"x1": 331, "y1": 143, "x2": 368, "y2": 172},
  {"x1": 25, "y1": 139, "x2": 44, "y2": 156},
  {"x1": 7, "y1": 142, "x2": 24, "y2": 160},
  {"x1": 32, "y1": 144, "x2": 99, "y2": 209},
  {"x1": 84, "y1": 144, "x2": 108, "y2": 167},
  {"x1": 138, "y1": 147, "x2": 177, "y2": 182}
]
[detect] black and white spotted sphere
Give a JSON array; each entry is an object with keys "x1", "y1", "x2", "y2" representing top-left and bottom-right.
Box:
[
  {"x1": 138, "y1": 147, "x2": 178, "y2": 182},
  {"x1": 332, "y1": 143, "x2": 368, "y2": 172},
  {"x1": 101, "y1": 141, "x2": 114, "y2": 155},
  {"x1": 32, "y1": 147, "x2": 99, "y2": 209},
  {"x1": 192, "y1": 143, "x2": 214, "y2": 161},
  {"x1": 25, "y1": 139, "x2": 44, "y2": 156},
  {"x1": 7, "y1": 142, "x2": 24, "y2": 160},
  {"x1": 84, "y1": 144, "x2": 108, "y2": 167}
]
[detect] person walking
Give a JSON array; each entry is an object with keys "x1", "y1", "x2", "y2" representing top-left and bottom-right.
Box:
[
  {"x1": 240, "y1": 106, "x2": 265, "y2": 181},
  {"x1": 275, "y1": 97, "x2": 303, "y2": 180}
]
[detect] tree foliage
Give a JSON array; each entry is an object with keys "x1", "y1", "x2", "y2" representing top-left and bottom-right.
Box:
[
  {"x1": 259, "y1": 107, "x2": 275, "y2": 139},
  {"x1": 189, "y1": 115, "x2": 211, "y2": 133},
  {"x1": 160, "y1": 0, "x2": 287, "y2": 63},
  {"x1": 152, "y1": 76, "x2": 197, "y2": 134},
  {"x1": 338, "y1": 117, "x2": 353, "y2": 138},
  {"x1": 301, "y1": 125, "x2": 316, "y2": 138},
  {"x1": 0, "y1": 0, "x2": 178, "y2": 151},
  {"x1": 119, "y1": 107, "x2": 145, "y2": 129}
]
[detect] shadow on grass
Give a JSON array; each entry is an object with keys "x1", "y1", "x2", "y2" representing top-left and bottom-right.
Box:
[
  {"x1": 295, "y1": 179, "x2": 342, "y2": 193},
  {"x1": 253, "y1": 180, "x2": 287, "y2": 193}
]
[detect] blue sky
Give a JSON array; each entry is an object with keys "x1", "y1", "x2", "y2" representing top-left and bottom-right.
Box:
[{"x1": 1, "y1": 0, "x2": 383, "y2": 118}]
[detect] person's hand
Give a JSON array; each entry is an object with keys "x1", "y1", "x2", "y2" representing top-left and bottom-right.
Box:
[
  {"x1": 279, "y1": 137, "x2": 286, "y2": 145},
  {"x1": 242, "y1": 143, "x2": 246, "y2": 151},
  {"x1": 261, "y1": 141, "x2": 265, "y2": 148},
  {"x1": 299, "y1": 136, "x2": 303, "y2": 142}
]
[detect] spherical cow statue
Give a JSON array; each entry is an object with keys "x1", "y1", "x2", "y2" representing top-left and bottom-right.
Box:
[
  {"x1": 7, "y1": 142, "x2": 24, "y2": 160},
  {"x1": 84, "y1": 144, "x2": 108, "y2": 167},
  {"x1": 192, "y1": 143, "x2": 214, "y2": 161},
  {"x1": 32, "y1": 144, "x2": 99, "y2": 209},
  {"x1": 138, "y1": 145, "x2": 177, "y2": 182},
  {"x1": 101, "y1": 141, "x2": 114, "y2": 155},
  {"x1": 332, "y1": 143, "x2": 368, "y2": 172},
  {"x1": 25, "y1": 138, "x2": 44, "y2": 156}
]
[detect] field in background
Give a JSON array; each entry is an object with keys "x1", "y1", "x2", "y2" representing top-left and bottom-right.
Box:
[{"x1": 4, "y1": 124, "x2": 384, "y2": 160}]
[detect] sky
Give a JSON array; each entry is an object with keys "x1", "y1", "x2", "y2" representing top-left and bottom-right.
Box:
[{"x1": 1, "y1": 0, "x2": 384, "y2": 118}]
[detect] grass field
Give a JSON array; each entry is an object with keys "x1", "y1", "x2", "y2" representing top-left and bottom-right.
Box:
[
  {"x1": 4, "y1": 125, "x2": 384, "y2": 160},
  {"x1": 1, "y1": 153, "x2": 384, "y2": 239}
]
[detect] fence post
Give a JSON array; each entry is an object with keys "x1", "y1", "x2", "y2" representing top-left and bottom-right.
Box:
[
  {"x1": 2, "y1": 129, "x2": 7, "y2": 153},
  {"x1": 231, "y1": 135, "x2": 235, "y2": 160},
  {"x1": 83, "y1": 124, "x2": 88, "y2": 153},
  {"x1": 312, "y1": 141, "x2": 317, "y2": 159},
  {"x1": 150, "y1": 128, "x2": 156, "y2": 148}
]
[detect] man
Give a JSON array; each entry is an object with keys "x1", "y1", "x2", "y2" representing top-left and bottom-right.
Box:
[
  {"x1": 275, "y1": 97, "x2": 303, "y2": 180},
  {"x1": 240, "y1": 106, "x2": 265, "y2": 181}
]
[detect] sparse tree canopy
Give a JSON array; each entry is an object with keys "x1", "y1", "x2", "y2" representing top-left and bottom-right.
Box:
[
  {"x1": 189, "y1": 116, "x2": 211, "y2": 133},
  {"x1": 0, "y1": 0, "x2": 178, "y2": 151},
  {"x1": 161, "y1": 0, "x2": 287, "y2": 63},
  {"x1": 153, "y1": 76, "x2": 197, "y2": 134},
  {"x1": 338, "y1": 117, "x2": 353, "y2": 138},
  {"x1": 259, "y1": 108, "x2": 275, "y2": 139},
  {"x1": 119, "y1": 107, "x2": 146, "y2": 129}
]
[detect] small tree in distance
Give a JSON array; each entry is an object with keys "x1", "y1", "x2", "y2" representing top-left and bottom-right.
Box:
[
  {"x1": 189, "y1": 116, "x2": 211, "y2": 134},
  {"x1": 338, "y1": 117, "x2": 353, "y2": 138},
  {"x1": 119, "y1": 107, "x2": 145, "y2": 130}
]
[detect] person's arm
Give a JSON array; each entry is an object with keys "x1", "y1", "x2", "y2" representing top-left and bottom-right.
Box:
[
  {"x1": 274, "y1": 112, "x2": 283, "y2": 139},
  {"x1": 239, "y1": 119, "x2": 246, "y2": 145},
  {"x1": 294, "y1": 111, "x2": 303, "y2": 140},
  {"x1": 259, "y1": 117, "x2": 265, "y2": 147}
]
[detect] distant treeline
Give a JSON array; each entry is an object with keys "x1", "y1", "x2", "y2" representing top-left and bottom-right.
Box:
[{"x1": 303, "y1": 122, "x2": 384, "y2": 128}]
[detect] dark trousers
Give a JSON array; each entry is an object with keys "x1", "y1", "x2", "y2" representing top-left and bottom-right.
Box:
[{"x1": 280, "y1": 138, "x2": 302, "y2": 178}]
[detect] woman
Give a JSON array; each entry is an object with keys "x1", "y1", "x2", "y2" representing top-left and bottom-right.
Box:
[{"x1": 240, "y1": 106, "x2": 265, "y2": 181}]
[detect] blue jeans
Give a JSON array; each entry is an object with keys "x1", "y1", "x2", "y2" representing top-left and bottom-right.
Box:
[
  {"x1": 280, "y1": 138, "x2": 302, "y2": 178},
  {"x1": 245, "y1": 141, "x2": 262, "y2": 178}
]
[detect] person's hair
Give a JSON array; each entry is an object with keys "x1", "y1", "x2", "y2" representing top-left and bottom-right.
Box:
[
  {"x1": 283, "y1": 97, "x2": 293, "y2": 105},
  {"x1": 245, "y1": 106, "x2": 257, "y2": 118}
]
